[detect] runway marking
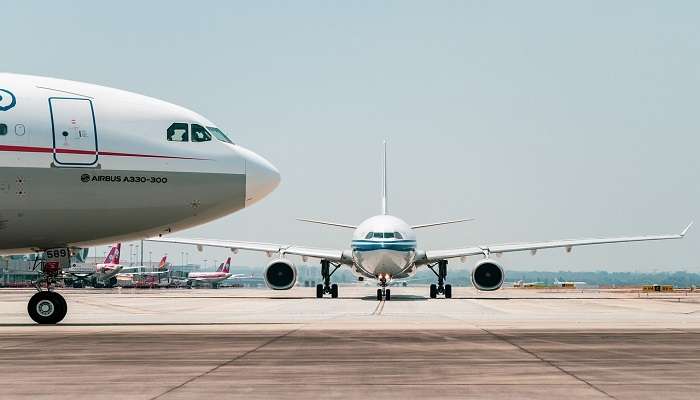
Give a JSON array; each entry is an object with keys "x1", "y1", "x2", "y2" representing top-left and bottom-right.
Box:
[
  {"x1": 149, "y1": 328, "x2": 299, "y2": 400},
  {"x1": 371, "y1": 300, "x2": 385, "y2": 316},
  {"x1": 479, "y1": 328, "x2": 618, "y2": 400}
]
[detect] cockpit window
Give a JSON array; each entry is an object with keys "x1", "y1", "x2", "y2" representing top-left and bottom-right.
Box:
[
  {"x1": 191, "y1": 124, "x2": 212, "y2": 142},
  {"x1": 365, "y1": 232, "x2": 373, "y2": 239},
  {"x1": 167, "y1": 123, "x2": 188, "y2": 142},
  {"x1": 373, "y1": 232, "x2": 383, "y2": 238},
  {"x1": 207, "y1": 126, "x2": 234, "y2": 144},
  {"x1": 394, "y1": 232, "x2": 403, "y2": 239},
  {"x1": 383, "y1": 232, "x2": 395, "y2": 239}
]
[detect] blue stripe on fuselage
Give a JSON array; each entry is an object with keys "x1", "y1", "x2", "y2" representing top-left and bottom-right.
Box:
[{"x1": 351, "y1": 240, "x2": 416, "y2": 252}]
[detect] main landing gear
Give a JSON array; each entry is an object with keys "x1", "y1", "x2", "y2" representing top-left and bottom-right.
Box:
[
  {"x1": 427, "y1": 260, "x2": 452, "y2": 299},
  {"x1": 376, "y1": 275, "x2": 391, "y2": 301},
  {"x1": 316, "y1": 260, "x2": 340, "y2": 298},
  {"x1": 29, "y1": 250, "x2": 69, "y2": 324}
]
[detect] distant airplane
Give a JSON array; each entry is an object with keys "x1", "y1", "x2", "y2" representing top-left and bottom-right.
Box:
[
  {"x1": 119, "y1": 255, "x2": 171, "y2": 277},
  {"x1": 151, "y1": 142, "x2": 692, "y2": 301},
  {"x1": 0, "y1": 73, "x2": 280, "y2": 323},
  {"x1": 187, "y1": 257, "x2": 238, "y2": 287},
  {"x1": 66, "y1": 244, "x2": 123, "y2": 287}
]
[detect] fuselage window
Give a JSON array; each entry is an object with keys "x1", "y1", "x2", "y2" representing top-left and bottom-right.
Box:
[
  {"x1": 207, "y1": 126, "x2": 234, "y2": 144},
  {"x1": 365, "y1": 232, "x2": 373, "y2": 239},
  {"x1": 394, "y1": 232, "x2": 403, "y2": 239},
  {"x1": 0, "y1": 124, "x2": 6, "y2": 136},
  {"x1": 167, "y1": 123, "x2": 188, "y2": 142},
  {"x1": 191, "y1": 124, "x2": 212, "y2": 142}
]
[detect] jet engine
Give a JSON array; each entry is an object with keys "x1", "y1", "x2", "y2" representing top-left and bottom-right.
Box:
[
  {"x1": 471, "y1": 259, "x2": 504, "y2": 291},
  {"x1": 264, "y1": 259, "x2": 297, "y2": 290}
]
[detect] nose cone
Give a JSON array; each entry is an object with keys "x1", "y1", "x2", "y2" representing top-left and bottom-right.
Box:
[{"x1": 238, "y1": 146, "x2": 281, "y2": 207}]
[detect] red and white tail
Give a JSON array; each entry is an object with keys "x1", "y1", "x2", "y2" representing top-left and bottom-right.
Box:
[
  {"x1": 104, "y1": 243, "x2": 121, "y2": 264},
  {"x1": 223, "y1": 257, "x2": 231, "y2": 273},
  {"x1": 158, "y1": 256, "x2": 168, "y2": 271},
  {"x1": 216, "y1": 262, "x2": 224, "y2": 272}
]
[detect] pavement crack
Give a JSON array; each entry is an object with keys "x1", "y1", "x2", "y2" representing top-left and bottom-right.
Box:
[
  {"x1": 479, "y1": 328, "x2": 618, "y2": 400},
  {"x1": 149, "y1": 328, "x2": 299, "y2": 400}
]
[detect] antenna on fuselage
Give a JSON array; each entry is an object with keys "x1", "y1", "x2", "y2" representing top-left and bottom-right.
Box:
[{"x1": 382, "y1": 140, "x2": 388, "y2": 215}]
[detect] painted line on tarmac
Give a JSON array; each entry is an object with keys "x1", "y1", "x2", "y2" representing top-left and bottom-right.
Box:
[{"x1": 371, "y1": 300, "x2": 385, "y2": 316}]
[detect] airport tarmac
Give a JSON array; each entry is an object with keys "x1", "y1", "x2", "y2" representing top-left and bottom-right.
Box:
[{"x1": 1, "y1": 286, "x2": 699, "y2": 399}]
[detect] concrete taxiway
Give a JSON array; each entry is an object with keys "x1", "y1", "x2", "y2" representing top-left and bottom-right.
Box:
[{"x1": 1, "y1": 287, "x2": 699, "y2": 399}]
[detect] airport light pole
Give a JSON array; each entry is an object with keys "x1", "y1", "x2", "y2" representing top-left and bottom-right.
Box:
[
  {"x1": 140, "y1": 240, "x2": 144, "y2": 266},
  {"x1": 129, "y1": 244, "x2": 134, "y2": 266}
]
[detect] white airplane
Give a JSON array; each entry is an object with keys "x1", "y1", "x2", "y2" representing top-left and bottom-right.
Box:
[
  {"x1": 187, "y1": 257, "x2": 238, "y2": 287},
  {"x1": 0, "y1": 73, "x2": 280, "y2": 323},
  {"x1": 118, "y1": 255, "x2": 171, "y2": 277},
  {"x1": 151, "y1": 142, "x2": 692, "y2": 301},
  {"x1": 66, "y1": 243, "x2": 124, "y2": 287}
]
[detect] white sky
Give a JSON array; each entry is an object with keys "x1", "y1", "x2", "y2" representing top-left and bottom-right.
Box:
[{"x1": 5, "y1": 1, "x2": 698, "y2": 271}]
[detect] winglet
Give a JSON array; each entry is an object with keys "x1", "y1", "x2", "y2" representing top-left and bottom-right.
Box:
[{"x1": 681, "y1": 221, "x2": 693, "y2": 237}]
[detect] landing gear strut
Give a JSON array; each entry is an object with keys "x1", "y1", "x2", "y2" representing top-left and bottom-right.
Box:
[
  {"x1": 29, "y1": 250, "x2": 69, "y2": 324},
  {"x1": 427, "y1": 260, "x2": 452, "y2": 299},
  {"x1": 376, "y1": 275, "x2": 391, "y2": 301},
  {"x1": 316, "y1": 260, "x2": 340, "y2": 298}
]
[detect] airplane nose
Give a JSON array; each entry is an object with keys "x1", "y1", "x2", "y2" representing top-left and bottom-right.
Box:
[{"x1": 238, "y1": 146, "x2": 281, "y2": 207}]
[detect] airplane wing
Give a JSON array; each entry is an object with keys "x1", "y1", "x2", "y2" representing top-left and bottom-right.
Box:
[
  {"x1": 146, "y1": 237, "x2": 347, "y2": 263},
  {"x1": 424, "y1": 222, "x2": 692, "y2": 262}
]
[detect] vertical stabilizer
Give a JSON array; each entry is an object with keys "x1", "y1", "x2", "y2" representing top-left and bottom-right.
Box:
[
  {"x1": 382, "y1": 140, "x2": 388, "y2": 215},
  {"x1": 158, "y1": 256, "x2": 168, "y2": 271},
  {"x1": 223, "y1": 257, "x2": 231, "y2": 273},
  {"x1": 104, "y1": 243, "x2": 121, "y2": 264}
]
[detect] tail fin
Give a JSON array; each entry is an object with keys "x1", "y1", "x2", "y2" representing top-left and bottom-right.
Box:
[
  {"x1": 104, "y1": 243, "x2": 121, "y2": 264},
  {"x1": 223, "y1": 257, "x2": 231, "y2": 273},
  {"x1": 216, "y1": 262, "x2": 224, "y2": 272},
  {"x1": 382, "y1": 140, "x2": 388, "y2": 215},
  {"x1": 158, "y1": 256, "x2": 168, "y2": 271}
]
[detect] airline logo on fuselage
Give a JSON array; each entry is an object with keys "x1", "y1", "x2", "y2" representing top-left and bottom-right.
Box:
[{"x1": 0, "y1": 89, "x2": 16, "y2": 111}]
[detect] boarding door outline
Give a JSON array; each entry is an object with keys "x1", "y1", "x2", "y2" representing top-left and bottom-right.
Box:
[{"x1": 49, "y1": 97, "x2": 99, "y2": 166}]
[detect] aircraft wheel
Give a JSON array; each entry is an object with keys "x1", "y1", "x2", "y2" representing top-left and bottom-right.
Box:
[
  {"x1": 445, "y1": 284, "x2": 452, "y2": 299},
  {"x1": 330, "y1": 284, "x2": 339, "y2": 298},
  {"x1": 385, "y1": 289, "x2": 391, "y2": 301},
  {"x1": 429, "y1": 284, "x2": 437, "y2": 299},
  {"x1": 376, "y1": 289, "x2": 383, "y2": 301},
  {"x1": 316, "y1": 284, "x2": 324, "y2": 298},
  {"x1": 28, "y1": 291, "x2": 67, "y2": 324}
]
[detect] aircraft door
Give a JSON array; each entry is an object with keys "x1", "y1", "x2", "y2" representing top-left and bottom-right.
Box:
[{"x1": 49, "y1": 97, "x2": 98, "y2": 166}]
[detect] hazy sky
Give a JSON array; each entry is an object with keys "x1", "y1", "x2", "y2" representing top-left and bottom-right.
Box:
[{"x1": 4, "y1": 1, "x2": 699, "y2": 271}]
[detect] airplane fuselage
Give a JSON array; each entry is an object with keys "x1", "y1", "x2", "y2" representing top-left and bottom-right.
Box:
[
  {"x1": 187, "y1": 272, "x2": 232, "y2": 283},
  {"x1": 350, "y1": 215, "x2": 418, "y2": 280},
  {"x1": 0, "y1": 73, "x2": 280, "y2": 254}
]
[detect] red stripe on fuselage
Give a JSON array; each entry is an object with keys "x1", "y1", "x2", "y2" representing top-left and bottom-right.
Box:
[{"x1": 0, "y1": 144, "x2": 208, "y2": 160}]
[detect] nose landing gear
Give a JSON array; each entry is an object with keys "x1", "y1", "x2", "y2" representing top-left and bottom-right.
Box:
[
  {"x1": 427, "y1": 260, "x2": 452, "y2": 299},
  {"x1": 376, "y1": 275, "x2": 391, "y2": 301},
  {"x1": 316, "y1": 260, "x2": 340, "y2": 298}
]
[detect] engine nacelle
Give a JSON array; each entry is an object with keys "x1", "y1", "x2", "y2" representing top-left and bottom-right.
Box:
[
  {"x1": 471, "y1": 259, "x2": 504, "y2": 291},
  {"x1": 264, "y1": 259, "x2": 297, "y2": 290}
]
